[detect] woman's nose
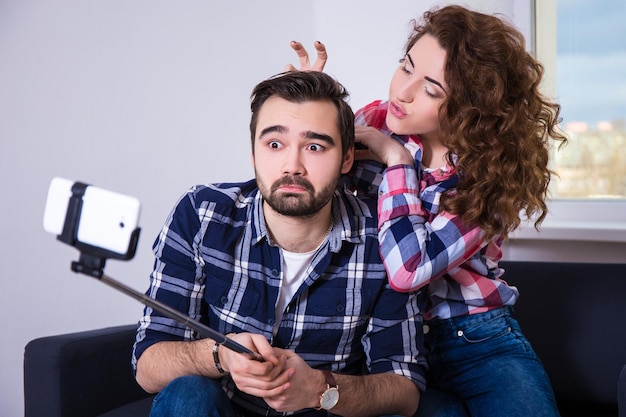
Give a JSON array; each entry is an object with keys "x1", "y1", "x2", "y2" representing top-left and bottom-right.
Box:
[{"x1": 396, "y1": 79, "x2": 418, "y2": 103}]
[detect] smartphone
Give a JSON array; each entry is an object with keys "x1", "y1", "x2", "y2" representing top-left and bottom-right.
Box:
[{"x1": 43, "y1": 177, "x2": 141, "y2": 255}]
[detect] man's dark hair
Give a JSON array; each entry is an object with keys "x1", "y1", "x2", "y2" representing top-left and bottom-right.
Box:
[{"x1": 250, "y1": 71, "x2": 355, "y2": 156}]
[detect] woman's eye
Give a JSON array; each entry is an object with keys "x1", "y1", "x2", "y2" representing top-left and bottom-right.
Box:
[
  {"x1": 399, "y1": 58, "x2": 413, "y2": 75},
  {"x1": 424, "y1": 87, "x2": 444, "y2": 100}
]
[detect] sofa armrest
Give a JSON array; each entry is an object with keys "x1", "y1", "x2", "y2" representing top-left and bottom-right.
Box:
[{"x1": 24, "y1": 324, "x2": 150, "y2": 417}]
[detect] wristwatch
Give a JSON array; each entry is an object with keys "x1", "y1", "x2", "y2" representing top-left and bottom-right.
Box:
[{"x1": 317, "y1": 370, "x2": 339, "y2": 411}]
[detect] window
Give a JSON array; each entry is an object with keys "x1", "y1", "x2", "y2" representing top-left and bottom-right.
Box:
[
  {"x1": 548, "y1": 1, "x2": 626, "y2": 199},
  {"x1": 507, "y1": 1, "x2": 626, "y2": 260}
]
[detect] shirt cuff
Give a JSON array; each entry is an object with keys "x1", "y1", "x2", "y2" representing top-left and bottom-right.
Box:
[{"x1": 378, "y1": 165, "x2": 426, "y2": 222}]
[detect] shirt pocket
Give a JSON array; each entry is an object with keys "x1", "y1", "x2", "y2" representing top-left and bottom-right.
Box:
[
  {"x1": 304, "y1": 287, "x2": 372, "y2": 328},
  {"x1": 203, "y1": 268, "x2": 262, "y2": 329}
]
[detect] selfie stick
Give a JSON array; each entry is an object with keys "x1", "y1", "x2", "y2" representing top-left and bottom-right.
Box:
[{"x1": 57, "y1": 182, "x2": 264, "y2": 361}]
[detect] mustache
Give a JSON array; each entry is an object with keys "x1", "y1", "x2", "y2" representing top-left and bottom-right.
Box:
[{"x1": 271, "y1": 176, "x2": 314, "y2": 193}]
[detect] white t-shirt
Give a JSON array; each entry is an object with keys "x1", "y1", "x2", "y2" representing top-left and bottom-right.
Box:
[{"x1": 273, "y1": 248, "x2": 316, "y2": 335}]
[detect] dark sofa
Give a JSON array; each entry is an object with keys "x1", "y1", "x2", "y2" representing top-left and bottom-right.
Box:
[{"x1": 24, "y1": 261, "x2": 626, "y2": 417}]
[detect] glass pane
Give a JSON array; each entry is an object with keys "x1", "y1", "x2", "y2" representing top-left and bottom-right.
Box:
[{"x1": 552, "y1": 0, "x2": 626, "y2": 199}]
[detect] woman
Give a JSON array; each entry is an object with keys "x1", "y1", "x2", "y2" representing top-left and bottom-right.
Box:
[{"x1": 288, "y1": 5, "x2": 567, "y2": 417}]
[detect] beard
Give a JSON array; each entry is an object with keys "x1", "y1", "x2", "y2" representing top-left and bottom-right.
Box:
[{"x1": 257, "y1": 174, "x2": 338, "y2": 217}]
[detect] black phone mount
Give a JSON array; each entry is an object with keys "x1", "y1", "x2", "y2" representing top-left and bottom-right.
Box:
[
  {"x1": 57, "y1": 181, "x2": 141, "y2": 278},
  {"x1": 56, "y1": 181, "x2": 263, "y2": 361}
]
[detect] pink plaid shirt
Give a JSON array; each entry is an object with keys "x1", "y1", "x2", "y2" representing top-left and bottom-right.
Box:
[{"x1": 351, "y1": 100, "x2": 518, "y2": 320}]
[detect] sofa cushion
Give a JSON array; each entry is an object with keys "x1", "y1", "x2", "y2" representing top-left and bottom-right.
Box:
[
  {"x1": 24, "y1": 325, "x2": 151, "y2": 417},
  {"x1": 98, "y1": 396, "x2": 153, "y2": 417},
  {"x1": 501, "y1": 261, "x2": 626, "y2": 415}
]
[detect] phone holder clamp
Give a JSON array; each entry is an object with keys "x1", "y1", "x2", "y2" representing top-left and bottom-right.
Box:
[{"x1": 57, "y1": 181, "x2": 141, "y2": 278}]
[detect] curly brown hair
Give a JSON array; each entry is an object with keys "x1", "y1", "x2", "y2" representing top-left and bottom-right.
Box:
[{"x1": 406, "y1": 5, "x2": 567, "y2": 240}]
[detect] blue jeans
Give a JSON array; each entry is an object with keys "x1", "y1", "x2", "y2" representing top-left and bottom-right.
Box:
[
  {"x1": 149, "y1": 376, "x2": 236, "y2": 417},
  {"x1": 415, "y1": 307, "x2": 560, "y2": 417},
  {"x1": 150, "y1": 375, "x2": 404, "y2": 417}
]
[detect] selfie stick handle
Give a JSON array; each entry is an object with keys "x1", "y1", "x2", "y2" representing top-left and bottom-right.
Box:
[{"x1": 93, "y1": 270, "x2": 264, "y2": 361}]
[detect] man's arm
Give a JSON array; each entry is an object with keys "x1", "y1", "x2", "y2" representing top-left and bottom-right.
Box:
[
  {"x1": 135, "y1": 339, "x2": 217, "y2": 393},
  {"x1": 261, "y1": 350, "x2": 420, "y2": 417},
  {"x1": 136, "y1": 332, "x2": 288, "y2": 394},
  {"x1": 331, "y1": 372, "x2": 420, "y2": 417}
]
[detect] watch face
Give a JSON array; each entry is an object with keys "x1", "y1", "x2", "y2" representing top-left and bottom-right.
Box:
[{"x1": 321, "y1": 387, "x2": 339, "y2": 410}]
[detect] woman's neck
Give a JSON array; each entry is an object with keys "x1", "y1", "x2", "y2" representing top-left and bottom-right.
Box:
[{"x1": 420, "y1": 136, "x2": 449, "y2": 169}]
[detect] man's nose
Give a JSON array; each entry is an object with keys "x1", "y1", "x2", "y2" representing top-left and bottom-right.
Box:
[{"x1": 281, "y1": 146, "x2": 304, "y2": 176}]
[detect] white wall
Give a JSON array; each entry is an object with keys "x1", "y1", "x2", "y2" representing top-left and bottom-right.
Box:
[{"x1": 0, "y1": 1, "x2": 527, "y2": 415}]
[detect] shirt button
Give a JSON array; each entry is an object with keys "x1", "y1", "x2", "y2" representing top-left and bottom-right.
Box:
[
  {"x1": 423, "y1": 324, "x2": 429, "y2": 334},
  {"x1": 271, "y1": 269, "x2": 279, "y2": 277},
  {"x1": 220, "y1": 296, "x2": 229, "y2": 304},
  {"x1": 336, "y1": 304, "x2": 345, "y2": 312}
]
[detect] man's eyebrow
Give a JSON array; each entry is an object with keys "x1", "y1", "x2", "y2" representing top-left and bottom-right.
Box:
[
  {"x1": 259, "y1": 125, "x2": 336, "y2": 145},
  {"x1": 259, "y1": 125, "x2": 287, "y2": 137},
  {"x1": 303, "y1": 130, "x2": 335, "y2": 145}
]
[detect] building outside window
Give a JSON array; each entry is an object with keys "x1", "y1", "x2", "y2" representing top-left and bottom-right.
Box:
[{"x1": 549, "y1": 0, "x2": 626, "y2": 199}]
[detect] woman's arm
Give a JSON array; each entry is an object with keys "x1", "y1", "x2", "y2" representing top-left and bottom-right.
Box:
[{"x1": 378, "y1": 164, "x2": 486, "y2": 292}]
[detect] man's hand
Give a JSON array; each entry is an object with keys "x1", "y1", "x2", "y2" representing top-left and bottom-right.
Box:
[
  {"x1": 284, "y1": 41, "x2": 327, "y2": 72},
  {"x1": 221, "y1": 333, "x2": 292, "y2": 398},
  {"x1": 262, "y1": 348, "x2": 325, "y2": 412}
]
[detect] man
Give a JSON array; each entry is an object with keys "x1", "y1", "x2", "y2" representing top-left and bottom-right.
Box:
[{"x1": 133, "y1": 71, "x2": 426, "y2": 417}]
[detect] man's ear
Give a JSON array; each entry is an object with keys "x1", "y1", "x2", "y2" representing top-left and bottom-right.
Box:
[{"x1": 340, "y1": 147, "x2": 355, "y2": 174}]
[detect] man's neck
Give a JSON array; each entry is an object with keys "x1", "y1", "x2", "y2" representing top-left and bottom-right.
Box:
[{"x1": 263, "y1": 202, "x2": 333, "y2": 253}]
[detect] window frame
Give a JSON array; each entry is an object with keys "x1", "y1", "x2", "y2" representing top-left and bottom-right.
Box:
[{"x1": 506, "y1": 1, "x2": 626, "y2": 261}]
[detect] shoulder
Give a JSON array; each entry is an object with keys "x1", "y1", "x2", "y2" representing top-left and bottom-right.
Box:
[
  {"x1": 334, "y1": 186, "x2": 379, "y2": 235},
  {"x1": 187, "y1": 179, "x2": 258, "y2": 205},
  {"x1": 169, "y1": 179, "x2": 259, "y2": 226},
  {"x1": 355, "y1": 100, "x2": 387, "y2": 128}
]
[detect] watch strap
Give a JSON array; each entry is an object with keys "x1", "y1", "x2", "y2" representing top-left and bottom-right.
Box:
[{"x1": 322, "y1": 370, "x2": 337, "y2": 388}]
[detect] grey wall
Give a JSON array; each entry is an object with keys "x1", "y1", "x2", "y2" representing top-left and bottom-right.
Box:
[{"x1": 0, "y1": 1, "x2": 527, "y2": 415}]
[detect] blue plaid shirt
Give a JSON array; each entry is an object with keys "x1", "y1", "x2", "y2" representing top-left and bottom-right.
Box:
[
  {"x1": 350, "y1": 100, "x2": 518, "y2": 320},
  {"x1": 133, "y1": 179, "x2": 427, "y2": 407}
]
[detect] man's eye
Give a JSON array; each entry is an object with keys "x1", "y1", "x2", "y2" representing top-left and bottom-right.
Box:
[
  {"x1": 269, "y1": 141, "x2": 281, "y2": 149},
  {"x1": 307, "y1": 144, "x2": 323, "y2": 152}
]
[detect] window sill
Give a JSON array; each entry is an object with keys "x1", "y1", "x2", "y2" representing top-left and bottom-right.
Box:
[
  {"x1": 503, "y1": 199, "x2": 626, "y2": 263},
  {"x1": 510, "y1": 220, "x2": 626, "y2": 243}
]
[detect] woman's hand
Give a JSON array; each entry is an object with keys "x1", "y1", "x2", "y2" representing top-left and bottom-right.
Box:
[
  {"x1": 355, "y1": 126, "x2": 413, "y2": 166},
  {"x1": 284, "y1": 41, "x2": 327, "y2": 72}
]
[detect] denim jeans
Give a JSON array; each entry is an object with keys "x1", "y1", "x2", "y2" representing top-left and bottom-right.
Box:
[
  {"x1": 149, "y1": 374, "x2": 404, "y2": 417},
  {"x1": 415, "y1": 307, "x2": 560, "y2": 417},
  {"x1": 149, "y1": 376, "x2": 236, "y2": 417}
]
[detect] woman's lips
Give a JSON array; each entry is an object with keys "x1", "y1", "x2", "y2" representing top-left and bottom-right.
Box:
[{"x1": 388, "y1": 101, "x2": 407, "y2": 119}]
